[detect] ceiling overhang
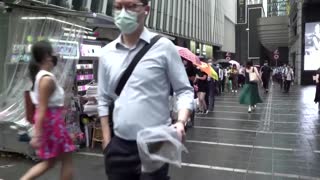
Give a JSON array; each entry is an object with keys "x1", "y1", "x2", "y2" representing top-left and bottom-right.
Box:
[{"x1": 257, "y1": 16, "x2": 289, "y2": 51}]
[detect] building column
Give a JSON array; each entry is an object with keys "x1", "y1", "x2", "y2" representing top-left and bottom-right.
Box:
[{"x1": 295, "y1": 1, "x2": 303, "y2": 85}]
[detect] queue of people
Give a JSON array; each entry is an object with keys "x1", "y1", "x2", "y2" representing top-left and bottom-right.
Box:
[{"x1": 273, "y1": 64, "x2": 295, "y2": 93}]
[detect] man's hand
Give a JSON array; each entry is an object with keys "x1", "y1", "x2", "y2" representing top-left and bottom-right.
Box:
[
  {"x1": 171, "y1": 121, "x2": 186, "y2": 142},
  {"x1": 102, "y1": 139, "x2": 111, "y2": 150},
  {"x1": 100, "y1": 116, "x2": 112, "y2": 150}
]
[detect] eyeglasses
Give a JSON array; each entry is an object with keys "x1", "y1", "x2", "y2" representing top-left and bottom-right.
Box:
[{"x1": 113, "y1": 2, "x2": 145, "y2": 12}]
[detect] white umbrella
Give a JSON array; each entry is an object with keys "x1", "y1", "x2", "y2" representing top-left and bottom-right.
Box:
[{"x1": 229, "y1": 60, "x2": 240, "y2": 69}]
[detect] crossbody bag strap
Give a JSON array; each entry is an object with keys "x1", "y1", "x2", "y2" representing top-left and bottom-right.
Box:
[{"x1": 115, "y1": 35, "x2": 162, "y2": 96}]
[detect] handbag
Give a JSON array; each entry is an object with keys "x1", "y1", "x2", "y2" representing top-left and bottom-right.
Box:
[
  {"x1": 24, "y1": 91, "x2": 35, "y2": 124},
  {"x1": 249, "y1": 67, "x2": 259, "y2": 83},
  {"x1": 108, "y1": 35, "x2": 162, "y2": 137}
]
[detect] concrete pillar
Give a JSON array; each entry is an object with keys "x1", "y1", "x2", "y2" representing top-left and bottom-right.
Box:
[{"x1": 295, "y1": 1, "x2": 303, "y2": 85}]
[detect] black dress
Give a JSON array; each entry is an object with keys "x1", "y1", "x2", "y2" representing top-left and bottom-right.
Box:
[
  {"x1": 315, "y1": 74, "x2": 320, "y2": 103},
  {"x1": 196, "y1": 70, "x2": 208, "y2": 93}
]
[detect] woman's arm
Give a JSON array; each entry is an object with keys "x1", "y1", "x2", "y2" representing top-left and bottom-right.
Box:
[
  {"x1": 316, "y1": 74, "x2": 320, "y2": 84},
  {"x1": 34, "y1": 76, "x2": 55, "y2": 138},
  {"x1": 254, "y1": 67, "x2": 262, "y2": 82},
  {"x1": 313, "y1": 36, "x2": 320, "y2": 50}
]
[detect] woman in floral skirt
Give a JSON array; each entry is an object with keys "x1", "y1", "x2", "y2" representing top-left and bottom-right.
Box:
[{"x1": 21, "y1": 41, "x2": 75, "y2": 180}]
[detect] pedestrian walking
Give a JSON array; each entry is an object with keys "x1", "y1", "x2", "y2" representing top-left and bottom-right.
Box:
[
  {"x1": 230, "y1": 64, "x2": 239, "y2": 93},
  {"x1": 98, "y1": 0, "x2": 194, "y2": 179},
  {"x1": 218, "y1": 65, "x2": 224, "y2": 94},
  {"x1": 314, "y1": 68, "x2": 320, "y2": 111},
  {"x1": 283, "y1": 65, "x2": 294, "y2": 93},
  {"x1": 260, "y1": 61, "x2": 272, "y2": 93},
  {"x1": 238, "y1": 65, "x2": 246, "y2": 88},
  {"x1": 21, "y1": 41, "x2": 75, "y2": 180},
  {"x1": 239, "y1": 61, "x2": 263, "y2": 113}
]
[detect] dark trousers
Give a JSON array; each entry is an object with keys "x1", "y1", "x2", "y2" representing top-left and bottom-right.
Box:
[
  {"x1": 208, "y1": 81, "x2": 216, "y2": 111},
  {"x1": 284, "y1": 80, "x2": 291, "y2": 93},
  {"x1": 219, "y1": 79, "x2": 225, "y2": 93},
  {"x1": 262, "y1": 77, "x2": 270, "y2": 90},
  {"x1": 104, "y1": 136, "x2": 170, "y2": 180}
]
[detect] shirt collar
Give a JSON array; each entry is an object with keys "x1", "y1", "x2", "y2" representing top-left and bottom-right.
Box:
[{"x1": 115, "y1": 27, "x2": 152, "y2": 49}]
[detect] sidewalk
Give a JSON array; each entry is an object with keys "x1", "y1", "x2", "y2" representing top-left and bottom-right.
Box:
[{"x1": 1, "y1": 85, "x2": 320, "y2": 180}]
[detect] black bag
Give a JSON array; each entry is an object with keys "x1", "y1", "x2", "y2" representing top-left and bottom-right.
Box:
[{"x1": 108, "y1": 35, "x2": 162, "y2": 137}]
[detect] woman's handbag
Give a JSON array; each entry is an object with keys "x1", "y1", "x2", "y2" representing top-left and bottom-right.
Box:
[
  {"x1": 24, "y1": 91, "x2": 35, "y2": 124},
  {"x1": 249, "y1": 68, "x2": 259, "y2": 83}
]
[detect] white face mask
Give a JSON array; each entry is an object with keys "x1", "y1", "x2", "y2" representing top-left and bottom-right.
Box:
[{"x1": 114, "y1": 8, "x2": 139, "y2": 35}]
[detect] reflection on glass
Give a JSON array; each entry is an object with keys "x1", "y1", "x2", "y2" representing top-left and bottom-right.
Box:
[
  {"x1": 267, "y1": 0, "x2": 288, "y2": 17},
  {"x1": 48, "y1": 0, "x2": 70, "y2": 8}
]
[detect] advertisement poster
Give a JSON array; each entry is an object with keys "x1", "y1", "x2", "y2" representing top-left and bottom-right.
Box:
[{"x1": 304, "y1": 22, "x2": 320, "y2": 71}]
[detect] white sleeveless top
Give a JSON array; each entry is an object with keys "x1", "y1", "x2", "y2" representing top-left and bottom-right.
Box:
[{"x1": 30, "y1": 70, "x2": 64, "y2": 107}]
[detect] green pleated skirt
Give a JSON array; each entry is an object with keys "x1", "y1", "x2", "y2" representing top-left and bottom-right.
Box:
[{"x1": 239, "y1": 83, "x2": 263, "y2": 105}]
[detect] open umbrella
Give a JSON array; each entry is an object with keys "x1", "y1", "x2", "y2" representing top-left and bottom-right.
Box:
[
  {"x1": 197, "y1": 62, "x2": 218, "y2": 80},
  {"x1": 176, "y1": 46, "x2": 201, "y2": 65},
  {"x1": 216, "y1": 59, "x2": 231, "y2": 68},
  {"x1": 229, "y1": 60, "x2": 240, "y2": 69}
]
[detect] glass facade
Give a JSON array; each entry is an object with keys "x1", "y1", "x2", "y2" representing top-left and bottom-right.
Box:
[
  {"x1": 146, "y1": 0, "x2": 225, "y2": 46},
  {"x1": 267, "y1": 0, "x2": 288, "y2": 17},
  {"x1": 29, "y1": 0, "x2": 228, "y2": 46}
]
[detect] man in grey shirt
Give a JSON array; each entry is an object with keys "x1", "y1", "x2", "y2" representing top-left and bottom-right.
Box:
[{"x1": 98, "y1": 0, "x2": 194, "y2": 179}]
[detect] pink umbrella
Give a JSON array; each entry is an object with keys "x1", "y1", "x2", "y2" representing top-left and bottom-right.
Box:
[{"x1": 176, "y1": 46, "x2": 201, "y2": 65}]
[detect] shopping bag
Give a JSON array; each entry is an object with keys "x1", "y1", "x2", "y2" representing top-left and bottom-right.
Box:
[
  {"x1": 249, "y1": 68, "x2": 259, "y2": 83},
  {"x1": 137, "y1": 126, "x2": 188, "y2": 173},
  {"x1": 24, "y1": 91, "x2": 35, "y2": 124}
]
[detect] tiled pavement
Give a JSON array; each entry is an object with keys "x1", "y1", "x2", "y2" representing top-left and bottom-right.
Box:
[{"x1": 1, "y1": 85, "x2": 320, "y2": 180}]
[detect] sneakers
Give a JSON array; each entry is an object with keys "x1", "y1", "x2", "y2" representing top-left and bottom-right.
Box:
[{"x1": 248, "y1": 106, "x2": 252, "y2": 113}]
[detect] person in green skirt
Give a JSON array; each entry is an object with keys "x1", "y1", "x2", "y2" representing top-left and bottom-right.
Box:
[{"x1": 239, "y1": 61, "x2": 263, "y2": 113}]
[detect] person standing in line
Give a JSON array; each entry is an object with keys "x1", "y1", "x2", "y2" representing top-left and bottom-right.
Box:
[
  {"x1": 314, "y1": 68, "x2": 320, "y2": 111},
  {"x1": 284, "y1": 64, "x2": 294, "y2": 93},
  {"x1": 98, "y1": 0, "x2": 194, "y2": 179},
  {"x1": 239, "y1": 61, "x2": 263, "y2": 113},
  {"x1": 230, "y1": 64, "x2": 239, "y2": 93},
  {"x1": 195, "y1": 66, "x2": 208, "y2": 114},
  {"x1": 183, "y1": 59, "x2": 197, "y2": 127},
  {"x1": 207, "y1": 59, "x2": 217, "y2": 112},
  {"x1": 260, "y1": 61, "x2": 272, "y2": 93},
  {"x1": 218, "y1": 65, "x2": 224, "y2": 94},
  {"x1": 21, "y1": 41, "x2": 75, "y2": 180}
]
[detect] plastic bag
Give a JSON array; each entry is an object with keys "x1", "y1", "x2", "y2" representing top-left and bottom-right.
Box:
[{"x1": 137, "y1": 126, "x2": 188, "y2": 173}]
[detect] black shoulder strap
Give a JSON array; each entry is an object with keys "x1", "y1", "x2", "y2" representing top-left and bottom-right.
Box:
[{"x1": 115, "y1": 35, "x2": 162, "y2": 96}]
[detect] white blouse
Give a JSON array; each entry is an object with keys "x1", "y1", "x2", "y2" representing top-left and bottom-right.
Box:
[{"x1": 31, "y1": 70, "x2": 64, "y2": 107}]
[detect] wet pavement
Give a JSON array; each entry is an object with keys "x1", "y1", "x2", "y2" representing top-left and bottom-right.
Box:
[{"x1": 1, "y1": 85, "x2": 320, "y2": 180}]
